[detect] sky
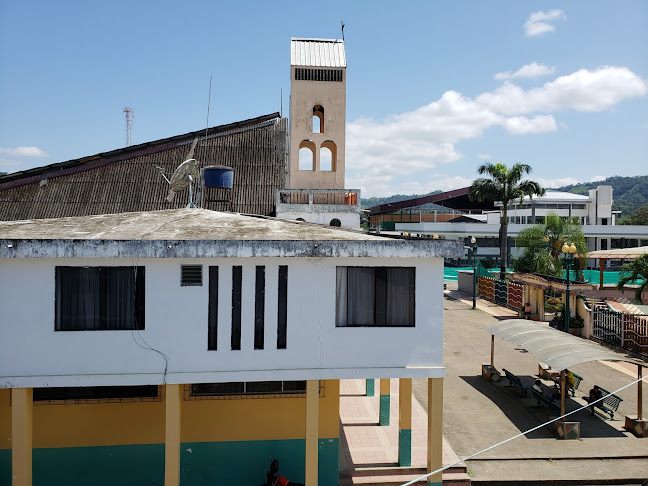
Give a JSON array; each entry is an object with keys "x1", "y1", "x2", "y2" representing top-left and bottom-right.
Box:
[{"x1": 0, "y1": 1, "x2": 646, "y2": 198}]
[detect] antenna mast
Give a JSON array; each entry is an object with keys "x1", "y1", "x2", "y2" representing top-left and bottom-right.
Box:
[{"x1": 123, "y1": 106, "x2": 134, "y2": 146}]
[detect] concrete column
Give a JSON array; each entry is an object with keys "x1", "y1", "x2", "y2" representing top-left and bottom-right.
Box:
[
  {"x1": 305, "y1": 380, "x2": 319, "y2": 486},
  {"x1": 366, "y1": 379, "x2": 374, "y2": 397},
  {"x1": 398, "y1": 378, "x2": 412, "y2": 466},
  {"x1": 427, "y1": 378, "x2": 443, "y2": 486},
  {"x1": 165, "y1": 384, "x2": 182, "y2": 486},
  {"x1": 379, "y1": 379, "x2": 390, "y2": 426},
  {"x1": 12, "y1": 388, "x2": 33, "y2": 486}
]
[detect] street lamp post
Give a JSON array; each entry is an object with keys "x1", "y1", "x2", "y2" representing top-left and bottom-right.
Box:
[
  {"x1": 471, "y1": 236, "x2": 478, "y2": 309},
  {"x1": 562, "y1": 242, "x2": 577, "y2": 333}
]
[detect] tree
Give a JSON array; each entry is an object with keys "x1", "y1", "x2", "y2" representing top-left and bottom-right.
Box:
[
  {"x1": 468, "y1": 163, "x2": 545, "y2": 279},
  {"x1": 616, "y1": 253, "x2": 648, "y2": 302},
  {"x1": 513, "y1": 212, "x2": 588, "y2": 277},
  {"x1": 626, "y1": 206, "x2": 648, "y2": 225}
]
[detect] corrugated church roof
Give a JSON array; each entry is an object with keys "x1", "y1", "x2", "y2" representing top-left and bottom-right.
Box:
[{"x1": 291, "y1": 38, "x2": 346, "y2": 67}]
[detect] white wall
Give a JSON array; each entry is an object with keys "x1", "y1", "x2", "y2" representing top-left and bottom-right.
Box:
[
  {"x1": 0, "y1": 257, "x2": 444, "y2": 388},
  {"x1": 277, "y1": 210, "x2": 360, "y2": 230}
]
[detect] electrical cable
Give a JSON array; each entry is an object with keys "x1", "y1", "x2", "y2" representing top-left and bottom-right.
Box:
[{"x1": 400, "y1": 374, "x2": 647, "y2": 486}]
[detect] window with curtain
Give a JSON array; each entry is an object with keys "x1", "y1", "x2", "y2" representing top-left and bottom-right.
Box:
[
  {"x1": 336, "y1": 267, "x2": 415, "y2": 327},
  {"x1": 55, "y1": 266, "x2": 145, "y2": 331}
]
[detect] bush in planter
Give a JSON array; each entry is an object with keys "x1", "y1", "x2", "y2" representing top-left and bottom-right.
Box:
[{"x1": 570, "y1": 314, "x2": 585, "y2": 329}]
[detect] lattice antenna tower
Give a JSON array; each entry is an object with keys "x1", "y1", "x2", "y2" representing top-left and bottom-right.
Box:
[{"x1": 123, "y1": 106, "x2": 134, "y2": 146}]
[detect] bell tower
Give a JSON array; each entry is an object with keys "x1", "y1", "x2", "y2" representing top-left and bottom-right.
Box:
[{"x1": 289, "y1": 38, "x2": 346, "y2": 189}]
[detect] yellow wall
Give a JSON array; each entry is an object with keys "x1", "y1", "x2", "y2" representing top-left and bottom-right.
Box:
[{"x1": 1, "y1": 381, "x2": 340, "y2": 448}]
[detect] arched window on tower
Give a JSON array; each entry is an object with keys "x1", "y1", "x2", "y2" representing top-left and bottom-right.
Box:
[
  {"x1": 299, "y1": 140, "x2": 316, "y2": 171},
  {"x1": 312, "y1": 105, "x2": 324, "y2": 133},
  {"x1": 320, "y1": 141, "x2": 337, "y2": 171}
]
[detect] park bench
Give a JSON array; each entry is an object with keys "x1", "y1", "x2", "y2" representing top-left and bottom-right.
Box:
[
  {"x1": 530, "y1": 387, "x2": 561, "y2": 416},
  {"x1": 584, "y1": 386, "x2": 623, "y2": 420},
  {"x1": 502, "y1": 368, "x2": 529, "y2": 397}
]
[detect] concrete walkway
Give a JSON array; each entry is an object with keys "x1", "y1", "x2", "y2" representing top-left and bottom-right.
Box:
[
  {"x1": 339, "y1": 378, "x2": 470, "y2": 485},
  {"x1": 429, "y1": 289, "x2": 648, "y2": 484}
]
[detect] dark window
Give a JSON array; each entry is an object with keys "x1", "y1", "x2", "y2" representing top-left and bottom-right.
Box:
[
  {"x1": 330, "y1": 218, "x2": 342, "y2": 227},
  {"x1": 601, "y1": 239, "x2": 608, "y2": 250},
  {"x1": 181, "y1": 265, "x2": 203, "y2": 286},
  {"x1": 231, "y1": 266, "x2": 242, "y2": 350},
  {"x1": 295, "y1": 68, "x2": 343, "y2": 82},
  {"x1": 55, "y1": 267, "x2": 145, "y2": 331},
  {"x1": 190, "y1": 381, "x2": 306, "y2": 397},
  {"x1": 336, "y1": 267, "x2": 415, "y2": 327},
  {"x1": 33, "y1": 385, "x2": 158, "y2": 402},
  {"x1": 277, "y1": 266, "x2": 288, "y2": 349},
  {"x1": 208, "y1": 266, "x2": 218, "y2": 350},
  {"x1": 254, "y1": 266, "x2": 265, "y2": 350}
]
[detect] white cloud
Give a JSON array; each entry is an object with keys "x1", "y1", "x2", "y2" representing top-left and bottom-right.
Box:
[
  {"x1": 348, "y1": 172, "x2": 471, "y2": 198},
  {"x1": 476, "y1": 153, "x2": 491, "y2": 160},
  {"x1": 346, "y1": 66, "x2": 646, "y2": 195},
  {"x1": 477, "y1": 66, "x2": 648, "y2": 115},
  {"x1": 0, "y1": 146, "x2": 49, "y2": 157},
  {"x1": 495, "y1": 62, "x2": 556, "y2": 80},
  {"x1": 524, "y1": 9, "x2": 566, "y2": 37}
]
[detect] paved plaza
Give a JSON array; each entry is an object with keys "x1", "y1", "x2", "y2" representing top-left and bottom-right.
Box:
[{"x1": 339, "y1": 286, "x2": 648, "y2": 485}]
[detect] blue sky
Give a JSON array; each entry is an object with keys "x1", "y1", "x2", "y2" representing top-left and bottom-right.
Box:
[{"x1": 1, "y1": 1, "x2": 646, "y2": 197}]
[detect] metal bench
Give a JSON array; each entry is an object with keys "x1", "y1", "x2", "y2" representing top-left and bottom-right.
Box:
[
  {"x1": 530, "y1": 387, "x2": 561, "y2": 416},
  {"x1": 502, "y1": 368, "x2": 529, "y2": 397},
  {"x1": 584, "y1": 386, "x2": 623, "y2": 420}
]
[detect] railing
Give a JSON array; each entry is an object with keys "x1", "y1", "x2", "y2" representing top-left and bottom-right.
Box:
[
  {"x1": 592, "y1": 302, "x2": 648, "y2": 358},
  {"x1": 478, "y1": 275, "x2": 523, "y2": 311},
  {"x1": 277, "y1": 189, "x2": 361, "y2": 207}
]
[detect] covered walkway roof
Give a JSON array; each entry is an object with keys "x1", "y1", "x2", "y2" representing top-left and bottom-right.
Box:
[
  {"x1": 587, "y1": 246, "x2": 648, "y2": 260},
  {"x1": 368, "y1": 187, "x2": 496, "y2": 215},
  {"x1": 484, "y1": 319, "x2": 643, "y2": 371}
]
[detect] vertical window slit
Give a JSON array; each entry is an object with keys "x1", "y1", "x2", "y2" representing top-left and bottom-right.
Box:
[
  {"x1": 231, "y1": 266, "x2": 242, "y2": 350},
  {"x1": 254, "y1": 266, "x2": 265, "y2": 349},
  {"x1": 277, "y1": 266, "x2": 288, "y2": 349},
  {"x1": 208, "y1": 266, "x2": 218, "y2": 350}
]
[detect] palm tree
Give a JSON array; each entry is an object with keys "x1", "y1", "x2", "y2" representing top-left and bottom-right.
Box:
[
  {"x1": 469, "y1": 162, "x2": 545, "y2": 279},
  {"x1": 514, "y1": 212, "x2": 587, "y2": 278},
  {"x1": 616, "y1": 253, "x2": 648, "y2": 302}
]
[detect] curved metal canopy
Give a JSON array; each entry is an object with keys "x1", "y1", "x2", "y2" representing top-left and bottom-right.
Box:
[{"x1": 484, "y1": 319, "x2": 644, "y2": 371}]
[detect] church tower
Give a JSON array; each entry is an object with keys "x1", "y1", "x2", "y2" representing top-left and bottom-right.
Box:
[{"x1": 289, "y1": 38, "x2": 346, "y2": 189}]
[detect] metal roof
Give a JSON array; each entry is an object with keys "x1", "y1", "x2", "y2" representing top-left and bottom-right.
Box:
[
  {"x1": 587, "y1": 246, "x2": 648, "y2": 260},
  {"x1": 484, "y1": 319, "x2": 643, "y2": 371},
  {"x1": 291, "y1": 38, "x2": 346, "y2": 67}
]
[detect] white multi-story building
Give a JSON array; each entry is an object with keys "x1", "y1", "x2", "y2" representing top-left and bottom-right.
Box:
[
  {"x1": 0, "y1": 208, "x2": 462, "y2": 486},
  {"x1": 393, "y1": 186, "x2": 648, "y2": 264}
]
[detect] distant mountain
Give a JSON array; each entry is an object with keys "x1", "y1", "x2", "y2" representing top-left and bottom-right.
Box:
[
  {"x1": 362, "y1": 191, "x2": 446, "y2": 210},
  {"x1": 553, "y1": 175, "x2": 648, "y2": 218}
]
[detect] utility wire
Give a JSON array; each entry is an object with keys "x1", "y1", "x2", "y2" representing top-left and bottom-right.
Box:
[{"x1": 400, "y1": 374, "x2": 647, "y2": 486}]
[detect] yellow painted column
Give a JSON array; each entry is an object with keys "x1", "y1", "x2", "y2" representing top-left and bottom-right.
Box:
[
  {"x1": 398, "y1": 378, "x2": 412, "y2": 466},
  {"x1": 305, "y1": 380, "x2": 319, "y2": 486},
  {"x1": 12, "y1": 388, "x2": 33, "y2": 486},
  {"x1": 427, "y1": 378, "x2": 443, "y2": 486},
  {"x1": 165, "y1": 384, "x2": 182, "y2": 486}
]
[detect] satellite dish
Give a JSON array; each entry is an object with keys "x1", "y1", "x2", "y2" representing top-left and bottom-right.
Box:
[
  {"x1": 165, "y1": 158, "x2": 200, "y2": 207},
  {"x1": 153, "y1": 137, "x2": 201, "y2": 207}
]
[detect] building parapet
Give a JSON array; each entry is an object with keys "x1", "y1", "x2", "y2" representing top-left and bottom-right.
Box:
[{"x1": 277, "y1": 188, "x2": 361, "y2": 214}]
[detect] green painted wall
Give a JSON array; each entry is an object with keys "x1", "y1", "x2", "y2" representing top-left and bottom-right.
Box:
[
  {"x1": 0, "y1": 449, "x2": 10, "y2": 486},
  {"x1": 0, "y1": 439, "x2": 339, "y2": 486}
]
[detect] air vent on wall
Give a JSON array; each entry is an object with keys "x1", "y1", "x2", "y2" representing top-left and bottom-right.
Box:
[{"x1": 181, "y1": 265, "x2": 203, "y2": 286}]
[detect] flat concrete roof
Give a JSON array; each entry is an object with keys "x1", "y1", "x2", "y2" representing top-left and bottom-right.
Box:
[{"x1": 0, "y1": 208, "x2": 465, "y2": 259}]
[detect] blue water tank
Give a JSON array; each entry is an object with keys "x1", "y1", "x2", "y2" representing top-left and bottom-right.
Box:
[{"x1": 204, "y1": 165, "x2": 234, "y2": 188}]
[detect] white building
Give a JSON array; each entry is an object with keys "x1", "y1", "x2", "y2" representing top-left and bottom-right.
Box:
[
  {"x1": 0, "y1": 208, "x2": 462, "y2": 486},
  {"x1": 393, "y1": 186, "x2": 648, "y2": 264}
]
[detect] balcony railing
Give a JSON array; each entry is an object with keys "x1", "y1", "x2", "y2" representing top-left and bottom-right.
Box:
[{"x1": 277, "y1": 189, "x2": 361, "y2": 209}]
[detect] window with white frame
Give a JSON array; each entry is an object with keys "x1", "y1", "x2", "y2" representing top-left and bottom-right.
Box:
[
  {"x1": 55, "y1": 266, "x2": 145, "y2": 331},
  {"x1": 336, "y1": 267, "x2": 415, "y2": 327}
]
